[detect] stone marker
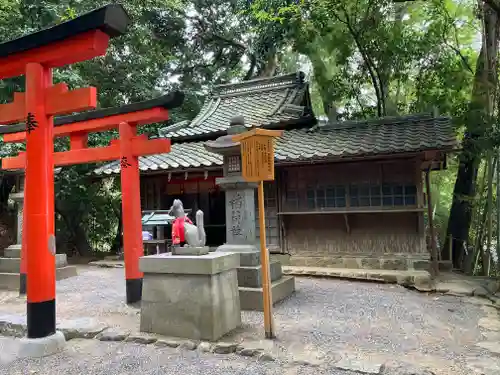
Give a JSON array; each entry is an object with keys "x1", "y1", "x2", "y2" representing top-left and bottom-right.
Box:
[
  {"x1": 205, "y1": 116, "x2": 295, "y2": 311},
  {"x1": 0, "y1": 175, "x2": 77, "y2": 292},
  {"x1": 139, "y1": 252, "x2": 241, "y2": 341}
]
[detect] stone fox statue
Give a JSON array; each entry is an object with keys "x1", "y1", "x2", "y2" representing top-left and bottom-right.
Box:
[{"x1": 169, "y1": 199, "x2": 206, "y2": 247}]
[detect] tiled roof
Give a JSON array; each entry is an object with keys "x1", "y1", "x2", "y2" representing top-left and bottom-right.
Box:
[
  {"x1": 275, "y1": 113, "x2": 457, "y2": 162},
  {"x1": 158, "y1": 72, "x2": 314, "y2": 140},
  {"x1": 94, "y1": 113, "x2": 457, "y2": 175},
  {"x1": 93, "y1": 141, "x2": 223, "y2": 175}
]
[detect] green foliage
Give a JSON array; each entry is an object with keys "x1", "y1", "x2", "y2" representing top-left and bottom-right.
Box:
[{"x1": 0, "y1": 0, "x2": 492, "y2": 261}]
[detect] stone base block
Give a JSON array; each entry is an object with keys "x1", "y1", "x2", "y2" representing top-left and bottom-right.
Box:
[
  {"x1": 4, "y1": 245, "x2": 21, "y2": 259},
  {"x1": 239, "y1": 275, "x2": 295, "y2": 311},
  {"x1": 0, "y1": 266, "x2": 78, "y2": 291},
  {"x1": 276, "y1": 253, "x2": 430, "y2": 271},
  {"x1": 217, "y1": 245, "x2": 261, "y2": 267},
  {"x1": 18, "y1": 331, "x2": 66, "y2": 358},
  {"x1": 238, "y1": 261, "x2": 283, "y2": 288},
  {"x1": 0, "y1": 254, "x2": 68, "y2": 273},
  {"x1": 139, "y1": 252, "x2": 241, "y2": 341},
  {"x1": 172, "y1": 246, "x2": 209, "y2": 256}
]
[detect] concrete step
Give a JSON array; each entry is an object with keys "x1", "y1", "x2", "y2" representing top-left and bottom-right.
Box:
[
  {"x1": 0, "y1": 273, "x2": 19, "y2": 290},
  {"x1": 282, "y1": 266, "x2": 432, "y2": 289},
  {"x1": 239, "y1": 276, "x2": 296, "y2": 311},
  {"x1": 0, "y1": 266, "x2": 78, "y2": 291},
  {"x1": 237, "y1": 261, "x2": 283, "y2": 288},
  {"x1": 4, "y1": 245, "x2": 21, "y2": 259},
  {"x1": 0, "y1": 254, "x2": 68, "y2": 273}
]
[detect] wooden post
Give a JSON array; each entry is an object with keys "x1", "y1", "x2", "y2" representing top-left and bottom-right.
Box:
[
  {"x1": 424, "y1": 169, "x2": 439, "y2": 277},
  {"x1": 258, "y1": 181, "x2": 275, "y2": 338},
  {"x1": 24, "y1": 63, "x2": 57, "y2": 339},
  {"x1": 232, "y1": 128, "x2": 283, "y2": 339},
  {"x1": 119, "y1": 121, "x2": 144, "y2": 304}
]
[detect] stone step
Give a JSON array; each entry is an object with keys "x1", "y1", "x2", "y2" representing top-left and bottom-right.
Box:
[
  {"x1": 4, "y1": 245, "x2": 21, "y2": 259},
  {"x1": 0, "y1": 254, "x2": 68, "y2": 273},
  {"x1": 237, "y1": 261, "x2": 282, "y2": 288},
  {"x1": 239, "y1": 275, "x2": 296, "y2": 311},
  {"x1": 0, "y1": 266, "x2": 78, "y2": 291},
  {"x1": 281, "y1": 266, "x2": 432, "y2": 289}
]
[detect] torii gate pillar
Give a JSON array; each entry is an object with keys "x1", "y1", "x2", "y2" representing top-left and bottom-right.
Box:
[{"x1": 119, "y1": 121, "x2": 144, "y2": 303}]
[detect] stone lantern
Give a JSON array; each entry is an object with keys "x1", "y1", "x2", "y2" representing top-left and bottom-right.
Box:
[
  {"x1": 204, "y1": 116, "x2": 295, "y2": 311},
  {"x1": 205, "y1": 116, "x2": 258, "y2": 252}
]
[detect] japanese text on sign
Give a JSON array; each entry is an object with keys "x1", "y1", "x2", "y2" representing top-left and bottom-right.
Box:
[
  {"x1": 229, "y1": 192, "x2": 243, "y2": 238},
  {"x1": 120, "y1": 156, "x2": 132, "y2": 168},
  {"x1": 26, "y1": 112, "x2": 38, "y2": 134},
  {"x1": 240, "y1": 136, "x2": 274, "y2": 182}
]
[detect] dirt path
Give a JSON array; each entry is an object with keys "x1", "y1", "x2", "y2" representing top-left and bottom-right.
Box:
[{"x1": 0, "y1": 266, "x2": 498, "y2": 374}]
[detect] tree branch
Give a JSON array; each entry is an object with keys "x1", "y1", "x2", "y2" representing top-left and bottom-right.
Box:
[{"x1": 334, "y1": 4, "x2": 385, "y2": 116}]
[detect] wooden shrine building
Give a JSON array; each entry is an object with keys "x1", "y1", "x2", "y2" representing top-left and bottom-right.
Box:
[{"x1": 94, "y1": 72, "x2": 457, "y2": 271}]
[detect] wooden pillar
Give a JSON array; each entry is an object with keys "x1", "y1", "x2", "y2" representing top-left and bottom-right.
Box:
[
  {"x1": 119, "y1": 121, "x2": 144, "y2": 304},
  {"x1": 424, "y1": 169, "x2": 439, "y2": 277},
  {"x1": 19, "y1": 174, "x2": 27, "y2": 295},
  {"x1": 24, "y1": 63, "x2": 57, "y2": 339}
]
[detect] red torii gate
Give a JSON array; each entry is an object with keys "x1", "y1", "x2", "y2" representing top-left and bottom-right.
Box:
[
  {"x1": 0, "y1": 4, "x2": 179, "y2": 344},
  {"x1": 1, "y1": 92, "x2": 182, "y2": 300}
]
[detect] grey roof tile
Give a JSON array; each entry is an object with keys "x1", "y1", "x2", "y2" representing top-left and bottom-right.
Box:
[
  {"x1": 93, "y1": 141, "x2": 223, "y2": 175},
  {"x1": 158, "y1": 72, "x2": 313, "y2": 140},
  {"x1": 274, "y1": 114, "x2": 457, "y2": 161},
  {"x1": 94, "y1": 113, "x2": 457, "y2": 175}
]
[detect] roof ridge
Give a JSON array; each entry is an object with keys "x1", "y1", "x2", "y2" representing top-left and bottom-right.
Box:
[
  {"x1": 212, "y1": 71, "x2": 305, "y2": 96},
  {"x1": 318, "y1": 112, "x2": 444, "y2": 131}
]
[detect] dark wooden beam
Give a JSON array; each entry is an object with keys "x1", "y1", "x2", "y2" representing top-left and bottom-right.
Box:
[{"x1": 425, "y1": 168, "x2": 439, "y2": 278}]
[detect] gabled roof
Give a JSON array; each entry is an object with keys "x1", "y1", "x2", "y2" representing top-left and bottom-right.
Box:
[
  {"x1": 159, "y1": 72, "x2": 315, "y2": 141},
  {"x1": 94, "y1": 113, "x2": 457, "y2": 175}
]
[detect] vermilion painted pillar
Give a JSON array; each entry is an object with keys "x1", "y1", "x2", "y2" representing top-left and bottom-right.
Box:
[
  {"x1": 119, "y1": 121, "x2": 144, "y2": 304},
  {"x1": 20, "y1": 72, "x2": 54, "y2": 296},
  {"x1": 20, "y1": 174, "x2": 27, "y2": 295},
  {"x1": 24, "y1": 63, "x2": 56, "y2": 339}
]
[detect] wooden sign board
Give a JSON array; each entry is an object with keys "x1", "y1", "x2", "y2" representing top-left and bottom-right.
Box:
[{"x1": 232, "y1": 128, "x2": 283, "y2": 182}]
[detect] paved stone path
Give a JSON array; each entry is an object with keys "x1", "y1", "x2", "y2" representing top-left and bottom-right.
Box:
[{"x1": 0, "y1": 266, "x2": 498, "y2": 374}]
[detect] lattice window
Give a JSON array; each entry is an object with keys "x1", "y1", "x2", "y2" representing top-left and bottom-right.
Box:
[
  {"x1": 350, "y1": 184, "x2": 417, "y2": 207},
  {"x1": 305, "y1": 185, "x2": 347, "y2": 209},
  {"x1": 227, "y1": 155, "x2": 241, "y2": 173},
  {"x1": 285, "y1": 189, "x2": 299, "y2": 210}
]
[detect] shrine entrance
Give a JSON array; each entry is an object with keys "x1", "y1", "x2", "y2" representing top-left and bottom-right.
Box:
[{"x1": 0, "y1": 4, "x2": 183, "y2": 343}]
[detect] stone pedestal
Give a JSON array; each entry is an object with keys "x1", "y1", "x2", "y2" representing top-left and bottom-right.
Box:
[
  {"x1": 139, "y1": 252, "x2": 241, "y2": 341},
  {"x1": 219, "y1": 247, "x2": 296, "y2": 311},
  {"x1": 0, "y1": 176, "x2": 77, "y2": 291},
  {"x1": 171, "y1": 246, "x2": 209, "y2": 256},
  {"x1": 215, "y1": 177, "x2": 295, "y2": 311}
]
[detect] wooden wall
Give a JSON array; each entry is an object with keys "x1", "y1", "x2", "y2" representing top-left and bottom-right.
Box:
[{"x1": 278, "y1": 159, "x2": 427, "y2": 256}]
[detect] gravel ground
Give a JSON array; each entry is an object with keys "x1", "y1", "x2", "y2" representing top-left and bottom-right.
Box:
[
  {"x1": 0, "y1": 266, "x2": 497, "y2": 374},
  {"x1": 0, "y1": 337, "x2": 360, "y2": 375}
]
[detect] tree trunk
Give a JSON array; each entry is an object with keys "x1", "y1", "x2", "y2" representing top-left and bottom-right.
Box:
[
  {"x1": 443, "y1": 2, "x2": 499, "y2": 269},
  {"x1": 72, "y1": 224, "x2": 94, "y2": 257},
  {"x1": 496, "y1": 148, "x2": 500, "y2": 268},
  {"x1": 0, "y1": 175, "x2": 15, "y2": 210},
  {"x1": 110, "y1": 205, "x2": 123, "y2": 255},
  {"x1": 55, "y1": 200, "x2": 93, "y2": 257},
  {"x1": 257, "y1": 53, "x2": 278, "y2": 78},
  {"x1": 483, "y1": 152, "x2": 495, "y2": 275}
]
